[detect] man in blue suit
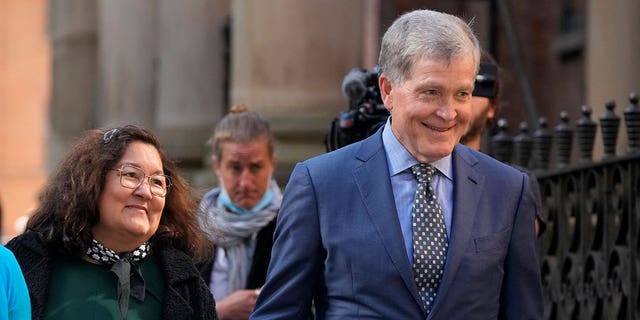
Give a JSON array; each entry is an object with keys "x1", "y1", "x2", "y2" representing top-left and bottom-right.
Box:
[{"x1": 251, "y1": 9, "x2": 543, "y2": 320}]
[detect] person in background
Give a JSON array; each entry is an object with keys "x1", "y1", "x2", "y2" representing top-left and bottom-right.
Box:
[
  {"x1": 461, "y1": 50, "x2": 546, "y2": 236},
  {"x1": 1, "y1": 244, "x2": 31, "y2": 319},
  {"x1": 2, "y1": 198, "x2": 31, "y2": 319},
  {"x1": 6, "y1": 125, "x2": 217, "y2": 320},
  {"x1": 251, "y1": 9, "x2": 543, "y2": 319},
  {"x1": 199, "y1": 105, "x2": 281, "y2": 320},
  {"x1": 459, "y1": 51, "x2": 499, "y2": 152}
]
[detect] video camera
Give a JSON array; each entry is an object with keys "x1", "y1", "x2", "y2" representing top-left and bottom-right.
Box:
[{"x1": 324, "y1": 66, "x2": 389, "y2": 152}]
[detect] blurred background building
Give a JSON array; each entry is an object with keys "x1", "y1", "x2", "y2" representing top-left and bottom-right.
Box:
[{"x1": 1, "y1": 0, "x2": 639, "y2": 241}]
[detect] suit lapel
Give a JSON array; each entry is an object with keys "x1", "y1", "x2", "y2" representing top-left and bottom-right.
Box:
[
  {"x1": 429, "y1": 145, "x2": 485, "y2": 318},
  {"x1": 352, "y1": 131, "x2": 425, "y2": 310}
]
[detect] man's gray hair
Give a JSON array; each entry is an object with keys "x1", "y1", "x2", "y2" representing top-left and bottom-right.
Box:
[{"x1": 378, "y1": 9, "x2": 481, "y2": 85}]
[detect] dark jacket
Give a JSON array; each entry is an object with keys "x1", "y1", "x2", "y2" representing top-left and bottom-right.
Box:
[
  {"x1": 6, "y1": 231, "x2": 218, "y2": 320},
  {"x1": 198, "y1": 219, "x2": 276, "y2": 289}
]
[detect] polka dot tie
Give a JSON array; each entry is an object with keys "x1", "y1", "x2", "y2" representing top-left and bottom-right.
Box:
[{"x1": 410, "y1": 163, "x2": 448, "y2": 313}]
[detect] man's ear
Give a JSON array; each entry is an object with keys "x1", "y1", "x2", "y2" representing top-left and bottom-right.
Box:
[
  {"x1": 487, "y1": 102, "x2": 497, "y2": 121},
  {"x1": 379, "y1": 73, "x2": 394, "y2": 111}
]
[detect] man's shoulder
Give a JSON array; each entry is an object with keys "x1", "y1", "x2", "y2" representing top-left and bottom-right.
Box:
[{"x1": 304, "y1": 130, "x2": 384, "y2": 167}]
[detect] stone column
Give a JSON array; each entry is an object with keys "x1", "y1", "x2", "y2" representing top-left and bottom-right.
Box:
[
  {"x1": 230, "y1": 0, "x2": 378, "y2": 183},
  {"x1": 96, "y1": 0, "x2": 157, "y2": 128},
  {"x1": 48, "y1": 0, "x2": 98, "y2": 170},
  {"x1": 156, "y1": 0, "x2": 230, "y2": 169},
  {"x1": 96, "y1": 0, "x2": 230, "y2": 190},
  {"x1": 586, "y1": 0, "x2": 640, "y2": 159}
]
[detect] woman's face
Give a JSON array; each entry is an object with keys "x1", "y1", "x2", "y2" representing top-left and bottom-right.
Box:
[
  {"x1": 213, "y1": 139, "x2": 275, "y2": 210},
  {"x1": 94, "y1": 141, "x2": 166, "y2": 252}
]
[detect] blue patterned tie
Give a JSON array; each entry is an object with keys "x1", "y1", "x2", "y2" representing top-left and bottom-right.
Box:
[{"x1": 410, "y1": 163, "x2": 448, "y2": 313}]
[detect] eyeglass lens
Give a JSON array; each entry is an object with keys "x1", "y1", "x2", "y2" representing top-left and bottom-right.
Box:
[{"x1": 118, "y1": 164, "x2": 170, "y2": 197}]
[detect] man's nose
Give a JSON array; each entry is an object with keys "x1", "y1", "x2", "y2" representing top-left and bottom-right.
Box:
[{"x1": 435, "y1": 97, "x2": 457, "y2": 120}]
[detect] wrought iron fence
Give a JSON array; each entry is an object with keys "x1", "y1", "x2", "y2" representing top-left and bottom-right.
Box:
[{"x1": 490, "y1": 92, "x2": 640, "y2": 319}]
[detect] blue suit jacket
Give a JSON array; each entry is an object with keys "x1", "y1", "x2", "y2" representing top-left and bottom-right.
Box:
[{"x1": 251, "y1": 128, "x2": 543, "y2": 319}]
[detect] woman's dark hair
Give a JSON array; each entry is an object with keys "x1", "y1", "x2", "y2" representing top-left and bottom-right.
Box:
[{"x1": 27, "y1": 125, "x2": 212, "y2": 262}]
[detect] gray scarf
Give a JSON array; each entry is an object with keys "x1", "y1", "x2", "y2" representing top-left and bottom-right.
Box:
[{"x1": 200, "y1": 179, "x2": 281, "y2": 294}]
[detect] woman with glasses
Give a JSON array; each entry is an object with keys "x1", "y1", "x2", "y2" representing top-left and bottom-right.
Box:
[
  {"x1": 6, "y1": 125, "x2": 217, "y2": 319},
  {"x1": 198, "y1": 105, "x2": 281, "y2": 320}
]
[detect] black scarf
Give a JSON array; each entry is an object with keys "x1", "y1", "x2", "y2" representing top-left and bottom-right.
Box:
[{"x1": 86, "y1": 239, "x2": 151, "y2": 319}]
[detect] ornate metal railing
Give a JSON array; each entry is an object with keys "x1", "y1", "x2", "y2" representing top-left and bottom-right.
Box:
[{"x1": 490, "y1": 92, "x2": 640, "y2": 319}]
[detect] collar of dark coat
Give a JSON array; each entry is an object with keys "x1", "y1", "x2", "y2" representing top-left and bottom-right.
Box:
[
  {"x1": 155, "y1": 248, "x2": 204, "y2": 284},
  {"x1": 11, "y1": 231, "x2": 49, "y2": 254}
]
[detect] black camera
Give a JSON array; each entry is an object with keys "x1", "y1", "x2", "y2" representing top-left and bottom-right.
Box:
[{"x1": 324, "y1": 66, "x2": 389, "y2": 152}]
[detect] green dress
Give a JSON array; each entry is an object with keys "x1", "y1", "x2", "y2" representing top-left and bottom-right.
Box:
[{"x1": 45, "y1": 255, "x2": 165, "y2": 320}]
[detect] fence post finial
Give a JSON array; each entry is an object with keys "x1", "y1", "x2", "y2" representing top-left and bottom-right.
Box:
[
  {"x1": 533, "y1": 117, "x2": 553, "y2": 170},
  {"x1": 576, "y1": 105, "x2": 597, "y2": 163},
  {"x1": 599, "y1": 100, "x2": 620, "y2": 159},
  {"x1": 514, "y1": 121, "x2": 533, "y2": 168},
  {"x1": 554, "y1": 111, "x2": 574, "y2": 167},
  {"x1": 623, "y1": 92, "x2": 639, "y2": 154},
  {"x1": 490, "y1": 118, "x2": 513, "y2": 163}
]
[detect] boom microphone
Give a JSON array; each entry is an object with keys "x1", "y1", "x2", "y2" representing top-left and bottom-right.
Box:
[{"x1": 341, "y1": 67, "x2": 369, "y2": 102}]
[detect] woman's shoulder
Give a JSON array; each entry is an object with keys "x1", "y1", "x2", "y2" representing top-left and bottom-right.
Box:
[
  {"x1": 5, "y1": 231, "x2": 46, "y2": 254},
  {"x1": 4, "y1": 231, "x2": 52, "y2": 288}
]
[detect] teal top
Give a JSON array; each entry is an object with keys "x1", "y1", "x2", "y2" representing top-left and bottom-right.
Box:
[
  {"x1": 0, "y1": 245, "x2": 31, "y2": 320},
  {"x1": 45, "y1": 255, "x2": 165, "y2": 320}
]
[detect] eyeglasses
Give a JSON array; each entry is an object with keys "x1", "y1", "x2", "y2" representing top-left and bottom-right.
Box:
[{"x1": 109, "y1": 164, "x2": 172, "y2": 197}]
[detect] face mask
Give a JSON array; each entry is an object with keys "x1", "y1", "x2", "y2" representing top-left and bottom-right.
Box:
[{"x1": 218, "y1": 187, "x2": 274, "y2": 215}]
